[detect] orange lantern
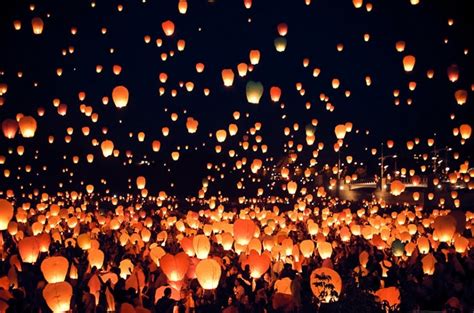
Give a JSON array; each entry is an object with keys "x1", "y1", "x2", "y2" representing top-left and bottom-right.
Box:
[
  {"x1": 195, "y1": 259, "x2": 221, "y2": 290},
  {"x1": 41, "y1": 256, "x2": 69, "y2": 283},
  {"x1": 43, "y1": 282, "x2": 73, "y2": 312}
]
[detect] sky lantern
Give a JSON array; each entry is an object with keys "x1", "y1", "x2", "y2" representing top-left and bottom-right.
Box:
[
  {"x1": 18, "y1": 116, "x2": 37, "y2": 138},
  {"x1": 270, "y1": 86, "x2": 282, "y2": 102},
  {"x1": 233, "y1": 219, "x2": 256, "y2": 245},
  {"x1": 403, "y1": 55, "x2": 416, "y2": 72},
  {"x1": 186, "y1": 117, "x2": 199, "y2": 133},
  {"x1": 277, "y1": 23, "x2": 288, "y2": 36},
  {"x1": 0, "y1": 199, "x2": 14, "y2": 230},
  {"x1": 160, "y1": 252, "x2": 190, "y2": 281},
  {"x1": 454, "y1": 90, "x2": 468, "y2": 105},
  {"x1": 152, "y1": 140, "x2": 161, "y2": 152},
  {"x1": 136, "y1": 176, "x2": 146, "y2": 189},
  {"x1": 228, "y1": 124, "x2": 238, "y2": 136},
  {"x1": 246, "y1": 81, "x2": 264, "y2": 104},
  {"x1": 193, "y1": 235, "x2": 211, "y2": 259},
  {"x1": 390, "y1": 180, "x2": 405, "y2": 196},
  {"x1": 112, "y1": 86, "x2": 129, "y2": 108},
  {"x1": 2, "y1": 119, "x2": 18, "y2": 139},
  {"x1": 249, "y1": 50, "x2": 260, "y2": 65},
  {"x1": 162, "y1": 20, "x2": 175, "y2": 36},
  {"x1": 195, "y1": 62, "x2": 205, "y2": 73},
  {"x1": 31, "y1": 17, "x2": 44, "y2": 34},
  {"x1": 353, "y1": 0, "x2": 363, "y2": 9},
  {"x1": 310, "y1": 268, "x2": 342, "y2": 303},
  {"x1": 101, "y1": 140, "x2": 114, "y2": 157},
  {"x1": 18, "y1": 236, "x2": 41, "y2": 263},
  {"x1": 247, "y1": 251, "x2": 271, "y2": 278},
  {"x1": 300, "y1": 239, "x2": 315, "y2": 258},
  {"x1": 274, "y1": 37, "x2": 287, "y2": 52},
  {"x1": 195, "y1": 259, "x2": 221, "y2": 290},
  {"x1": 334, "y1": 124, "x2": 347, "y2": 139},
  {"x1": 318, "y1": 241, "x2": 332, "y2": 259},
  {"x1": 171, "y1": 151, "x2": 180, "y2": 161},
  {"x1": 43, "y1": 282, "x2": 73, "y2": 312},
  {"x1": 421, "y1": 253, "x2": 436, "y2": 275},
  {"x1": 375, "y1": 287, "x2": 400, "y2": 308},
  {"x1": 221, "y1": 69, "x2": 235, "y2": 87},
  {"x1": 459, "y1": 124, "x2": 471, "y2": 140},
  {"x1": 447, "y1": 64, "x2": 459, "y2": 82},
  {"x1": 237, "y1": 63, "x2": 248, "y2": 77},
  {"x1": 178, "y1": 0, "x2": 188, "y2": 14},
  {"x1": 216, "y1": 129, "x2": 227, "y2": 143},
  {"x1": 88, "y1": 249, "x2": 105, "y2": 269},
  {"x1": 287, "y1": 181, "x2": 297, "y2": 195},
  {"x1": 41, "y1": 256, "x2": 69, "y2": 283},
  {"x1": 434, "y1": 215, "x2": 456, "y2": 243}
]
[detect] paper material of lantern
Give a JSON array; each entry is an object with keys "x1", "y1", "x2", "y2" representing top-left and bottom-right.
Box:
[
  {"x1": 310, "y1": 267, "x2": 342, "y2": 303},
  {"x1": 233, "y1": 219, "x2": 256, "y2": 245},
  {"x1": 246, "y1": 81, "x2": 264, "y2": 104},
  {"x1": 0, "y1": 199, "x2": 14, "y2": 230},
  {"x1": 41, "y1": 256, "x2": 69, "y2": 283},
  {"x1": 18, "y1": 236, "x2": 40, "y2": 263},
  {"x1": 43, "y1": 282, "x2": 73, "y2": 312},
  {"x1": 195, "y1": 259, "x2": 221, "y2": 290},
  {"x1": 193, "y1": 235, "x2": 211, "y2": 259},
  {"x1": 112, "y1": 86, "x2": 129, "y2": 108},
  {"x1": 247, "y1": 251, "x2": 271, "y2": 278},
  {"x1": 160, "y1": 252, "x2": 190, "y2": 282},
  {"x1": 375, "y1": 287, "x2": 400, "y2": 308}
]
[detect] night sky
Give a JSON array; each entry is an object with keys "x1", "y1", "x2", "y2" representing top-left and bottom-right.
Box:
[{"x1": 0, "y1": 0, "x2": 473, "y2": 198}]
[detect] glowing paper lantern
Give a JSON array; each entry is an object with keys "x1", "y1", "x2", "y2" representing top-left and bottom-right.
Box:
[
  {"x1": 216, "y1": 130, "x2": 227, "y2": 143},
  {"x1": 317, "y1": 241, "x2": 332, "y2": 259},
  {"x1": 19, "y1": 116, "x2": 37, "y2": 138},
  {"x1": 195, "y1": 259, "x2": 221, "y2": 289},
  {"x1": 0, "y1": 199, "x2": 14, "y2": 230},
  {"x1": 88, "y1": 249, "x2": 105, "y2": 269},
  {"x1": 101, "y1": 140, "x2": 114, "y2": 157},
  {"x1": 162, "y1": 20, "x2": 175, "y2": 36},
  {"x1": 233, "y1": 219, "x2": 256, "y2": 245},
  {"x1": 193, "y1": 235, "x2": 211, "y2": 259},
  {"x1": 221, "y1": 69, "x2": 235, "y2": 87},
  {"x1": 2, "y1": 119, "x2": 18, "y2": 139},
  {"x1": 247, "y1": 252, "x2": 271, "y2": 278},
  {"x1": 18, "y1": 236, "x2": 41, "y2": 263},
  {"x1": 434, "y1": 215, "x2": 456, "y2": 243},
  {"x1": 402, "y1": 55, "x2": 416, "y2": 72},
  {"x1": 43, "y1": 282, "x2": 73, "y2": 312},
  {"x1": 160, "y1": 252, "x2": 190, "y2": 281},
  {"x1": 112, "y1": 86, "x2": 129, "y2": 108},
  {"x1": 334, "y1": 124, "x2": 347, "y2": 139},
  {"x1": 390, "y1": 180, "x2": 405, "y2": 196},
  {"x1": 310, "y1": 268, "x2": 342, "y2": 303},
  {"x1": 136, "y1": 176, "x2": 146, "y2": 189},
  {"x1": 31, "y1": 17, "x2": 44, "y2": 35},
  {"x1": 375, "y1": 287, "x2": 400, "y2": 308},
  {"x1": 459, "y1": 124, "x2": 471, "y2": 140},
  {"x1": 246, "y1": 81, "x2": 264, "y2": 104},
  {"x1": 299, "y1": 240, "x2": 315, "y2": 258},
  {"x1": 41, "y1": 256, "x2": 69, "y2": 283},
  {"x1": 287, "y1": 181, "x2": 297, "y2": 195},
  {"x1": 421, "y1": 253, "x2": 436, "y2": 275}
]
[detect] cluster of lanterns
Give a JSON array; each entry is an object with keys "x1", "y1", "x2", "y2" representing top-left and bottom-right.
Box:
[{"x1": 0, "y1": 192, "x2": 473, "y2": 311}]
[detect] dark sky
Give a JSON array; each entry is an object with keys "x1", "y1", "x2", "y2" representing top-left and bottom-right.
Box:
[{"x1": 0, "y1": 0, "x2": 473, "y2": 198}]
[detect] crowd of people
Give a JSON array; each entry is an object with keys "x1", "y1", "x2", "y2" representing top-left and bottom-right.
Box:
[{"x1": 0, "y1": 198, "x2": 473, "y2": 313}]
